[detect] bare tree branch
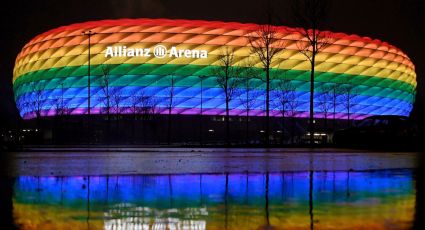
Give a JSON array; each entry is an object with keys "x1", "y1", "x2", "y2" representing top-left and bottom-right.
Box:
[
  {"x1": 29, "y1": 81, "x2": 46, "y2": 119},
  {"x1": 99, "y1": 65, "x2": 112, "y2": 118},
  {"x1": 211, "y1": 47, "x2": 244, "y2": 145},
  {"x1": 248, "y1": 22, "x2": 288, "y2": 145},
  {"x1": 317, "y1": 84, "x2": 333, "y2": 120},
  {"x1": 291, "y1": 0, "x2": 332, "y2": 144},
  {"x1": 273, "y1": 77, "x2": 296, "y2": 118},
  {"x1": 339, "y1": 82, "x2": 358, "y2": 127}
]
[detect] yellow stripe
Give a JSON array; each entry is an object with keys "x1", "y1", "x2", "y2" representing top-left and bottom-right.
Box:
[{"x1": 14, "y1": 43, "x2": 416, "y2": 87}]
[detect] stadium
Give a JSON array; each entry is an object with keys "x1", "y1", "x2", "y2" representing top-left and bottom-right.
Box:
[{"x1": 13, "y1": 18, "x2": 416, "y2": 121}]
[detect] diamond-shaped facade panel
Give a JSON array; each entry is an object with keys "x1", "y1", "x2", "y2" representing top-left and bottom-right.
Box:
[{"x1": 13, "y1": 18, "x2": 416, "y2": 120}]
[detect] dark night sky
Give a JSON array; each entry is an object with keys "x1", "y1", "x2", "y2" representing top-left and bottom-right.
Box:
[{"x1": 1, "y1": 0, "x2": 424, "y2": 127}]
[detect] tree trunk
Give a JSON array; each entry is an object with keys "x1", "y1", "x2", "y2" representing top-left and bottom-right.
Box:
[
  {"x1": 309, "y1": 171, "x2": 314, "y2": 230},
  {"x1": 309, "y1": 55, "x2": 316, "y2": 146},
  {"x1": 199, "y1": 79, "x2": 203, "y2": 146},
  {"x1": 167, "y1": 109, "x2": 172, "y2": 145},
  {"x1": 132, "y1": 113, "x2": 136, "y2": 144},
  {"x1": 266, "y1": 67, "x2": 270, "y2": 146},
  {"x1": 106, "y1": 114, "x2": 110, "y2": 144},
  {"x1": 245, "y1": 79, "x2": 250, "y2": 145},
  {"x1": 281, "y1": 113, "x2": 285, "y2": 145},
  {"x1": 324, "y1": 114, "x2": 328, "y2": 132},
  {"x1": 199, "y1": 115, "x2": 203, "y2": 146},
  {"x1": 225, "y1": 173, "x2": 229, "y2": 229},
  {"x1": 347, "y1": 104, "x2": 350, "y2": 128},
  {"x1": 246, "y1": 112, "x2": 250, "y2": 145},
  {"x1": 116, "y1": 114, "x2": 119, "y2": 142},
  {"x1": 324, "y1": 114, "x2": 328, "y2": 144},
  {"x1": 226, "y1": 98, "x2": 230, "y2": 146},
  {"x1": 265, "y1": 172, "x2": 270, "y2": 227},
  {"x1": 333, "y1": 87, "x2": 337, "y2": 131},
  {"x1": 291, "y1": 117, "x2": 296, "y2": 144},
  {"x1": 141, "y1": 118, "x2": 145, "y2": 144}
]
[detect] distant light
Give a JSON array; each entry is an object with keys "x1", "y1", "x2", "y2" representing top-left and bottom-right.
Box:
[
  {"x1": 35, "y1": 129, "x2": 38, "y2": 132},
  {"x1": 307, "y1": 132, "x2": 327, "y2": 136},
  {"x1": 208, "y1": 129, "x2": 214, "y2": 132},
  {"x1": 277, "y1": 130, "x2": 282, "y2": 133},
  {"x1": 260, "y1": 130, "x2": 265, "y2": 133}
]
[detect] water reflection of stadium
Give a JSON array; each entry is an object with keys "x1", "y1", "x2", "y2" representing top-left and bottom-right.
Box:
[{"x1": 14, "y1": 170, "x2": 415, "y2": 229}]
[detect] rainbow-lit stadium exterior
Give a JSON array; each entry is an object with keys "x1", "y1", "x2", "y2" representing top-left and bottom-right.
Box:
[{"x1": 13, "y1": 18, "x2": 417, "y2": 120}]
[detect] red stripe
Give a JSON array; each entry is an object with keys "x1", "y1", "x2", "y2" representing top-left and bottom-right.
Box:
[{"x1": 27, "y1": 18, "x2": 406, "y2": 56}]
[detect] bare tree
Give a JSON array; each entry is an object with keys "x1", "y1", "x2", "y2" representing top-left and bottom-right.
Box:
[
  {"x1": 29, "y1": 81, "x2": 46, "y2": 120},
  {"x1": 197, "y1": 75, "x2": 206, "y2": 146},
  {"x1": 54, "y1": 97, "x2": 65, "y2": 117},
  {"x1": 99, "y1": 64, "x2": 124, "y2": 127},
  {"x1": 110, "y1": 89, "x2": 123, "y2": 115},
  {"x1": 340, "y1": 83, "x2": 357, "y2": 127},
  {"x1": 129, "y1": 92, "x2": 157, "y2": 117},
  {"x1": 317, "y1": 84, "x2": 333, "y2": 132},
  {"x1": 292, "y1": 0, "x2": 332, "y2": 144},
  {"x1": 286, "y1": 87, "x2": 300, "y2": 144},
  {"x1": 330, "y1": 83, "x2": 342, "y2": 131},
  {"x1": 129, "y1": 94, "x2": 142, "y2": 143},
  {"x1": 129, "y1": 95, "x2": 141, "y2": 117},
  {"x1": 108, "y1": 87, "x2": 123, "y2": 141},
  {"x1": 166, "y1": 75, "x2": 176, "y2": 145},
  {"x1": 273, "y1": 78, "x2": 296, "y2": 144},
  {"x1": 129, "y1": 90, "x2": 156, "y2": 143},
  {"x1": 99, "y1": 65, "x2": 114, "y2": 142},
  {"x1": 211, "y1": 47, "x2": 242, "y2": 146},
  {"x1": 237, "y1": 59, "x2": 260, "y2": 145},
  {"x1": 140, "y1": 94, "x2": 160, "y2": 144},
  {"x1": 248, "y1": 23, "x2": 286, "y2": 145},
  {"x1": 26, "y1": 81, "x2": 47, "y2": 136},
  {"x1": 239, "y1": 70, "x2": 261, "y2": 145},
  {"x1": 53, "y1": 83, "x2": 69, "y2": 117},
  {"x1": 52, "y1": 83, "x2": 70, "y2": 143},
  {"x1": 99, "y1": 65, "x2": 112, "y2": 121},
  {"x1": 129, "y1": 94, "x2": 150, "y2": 117}
]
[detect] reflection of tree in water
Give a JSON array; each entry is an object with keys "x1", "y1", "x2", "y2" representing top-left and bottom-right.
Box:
[
  {"x1": 169, "y1": 174, "x2": 173, "y2": 208},
  {"x1": 225, "y1": 173, "x2": 229, "y2": 230},
  {"x1": 9, "y1": 170, "x2": 417, "y2": 229},
  {"x1": 265, "y1": 172, "x2": 270, "y2": 228},
  {"x1": 309, "y1": 171, "x2": 313, "y2": 230}
]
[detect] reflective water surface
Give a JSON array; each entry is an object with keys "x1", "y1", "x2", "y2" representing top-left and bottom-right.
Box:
[
  {"x1": 1, "y1": 149, "x2": 422, "y2": 229},
  {"x1": 12, "y1": 170, "x2": 415, "y2": 229}
]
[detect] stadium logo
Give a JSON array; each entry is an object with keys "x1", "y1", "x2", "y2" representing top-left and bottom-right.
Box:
[{"x1": 105, "y1": 45, "x2": 208, "y2": 59}]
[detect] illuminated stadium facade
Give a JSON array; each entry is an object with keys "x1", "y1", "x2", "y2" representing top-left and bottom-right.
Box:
[{"x1": 13, "y1": 18, "x2": 417, "y2": 120}]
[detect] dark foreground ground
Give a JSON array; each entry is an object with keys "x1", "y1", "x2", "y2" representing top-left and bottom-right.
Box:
[
  {"x1": 0, "y1": 147, "x2": 423, "y2": 176},
  {"x1": 1, "y1": 148, "x2": 424, "y2": 229}
]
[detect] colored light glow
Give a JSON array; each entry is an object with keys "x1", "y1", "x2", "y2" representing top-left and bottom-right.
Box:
[
  {"x1": 12, "y1": 18, "x2": 416, "y2": 119},
  {"x1": 13, "y1": 170, "x2": 415, "y2": 229}
]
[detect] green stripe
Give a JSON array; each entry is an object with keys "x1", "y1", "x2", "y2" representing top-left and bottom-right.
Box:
[
  {"x1": 13, "y1": 64, "x2": 415, "y2": 102},
  {"x1": 13, "y1": 75, "x2": 414, "y2": 104}
]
